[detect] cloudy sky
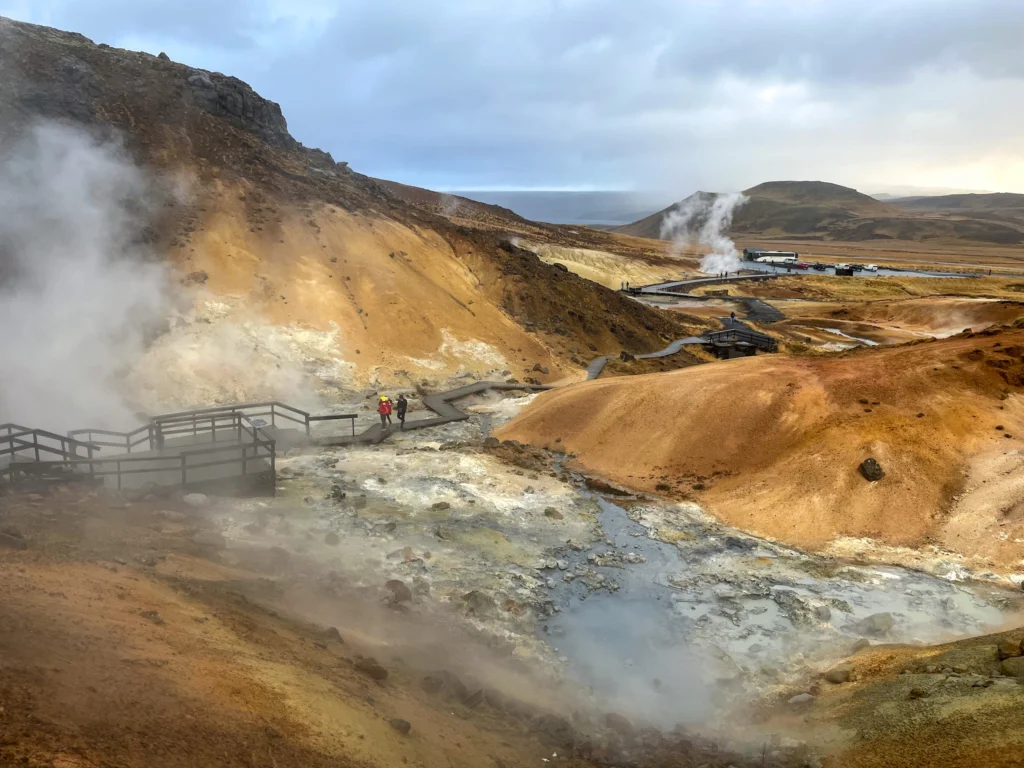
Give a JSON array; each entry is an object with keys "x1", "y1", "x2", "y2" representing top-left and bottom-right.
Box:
[{"x1": 4, "y1": 0, "x2": 1024, "y2": 195}]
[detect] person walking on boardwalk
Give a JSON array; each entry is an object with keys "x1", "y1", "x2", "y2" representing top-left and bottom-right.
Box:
[
  {"x1": 377, "y1": 396, "x2": 392, "y2": 429},
  {"x1": 396, "y1": 394, "x2": 408, "y2": 430}
]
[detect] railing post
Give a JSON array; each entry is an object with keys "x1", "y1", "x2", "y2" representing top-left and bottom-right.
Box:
[
  {"x1": 306, "y1": 415, "x2": 311, "y2": 437},
  {"x1": 33, "y1": 433, "x2": 39, "y2": 462},
  {"x1": 181, "y1": 454, "x2": 187, "y2": 486},
  {"x1": 351, "y1": 418, "x2": 355, "y2": 437},
  {"x1": 242, "y1": 445, "x2": 247, "y2": 475},
  {"x1": 117, "y1": 460, "x2": 122, "y2": 491}
]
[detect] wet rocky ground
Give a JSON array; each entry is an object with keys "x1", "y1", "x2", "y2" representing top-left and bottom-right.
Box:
[{"x1": 210, "y1": 389, "x2": 1024, "y2": 729}]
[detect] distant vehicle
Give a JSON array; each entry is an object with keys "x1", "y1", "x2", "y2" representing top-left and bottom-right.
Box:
[
  {"x1": 864, "y1": 264, "x2": 879, "y2": 272},
  {"x1": 793, "y1": 262, "x2": 811, "y2": 269},
  {"x1": 812, "y1": 263, "x2": 827, "y2": 271},
  {"x1": 849, "y1": 264, "x2": 865, "y2": 271},
  {"x1": 746, "y1": 248, "x2": 799, "y2": 266},
  {"x1": 835, "y1": 266, "x2": 855, "y2": 276},
  {"x1": 835, "y1": 263, "x2": 851, "y2": 270},
  {"x1": 755, "y1": 254, "x2": 798, "y2": 265}
]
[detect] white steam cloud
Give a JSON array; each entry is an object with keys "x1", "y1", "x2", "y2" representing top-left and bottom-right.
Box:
[
  {"x1": 659, "y1": 191, "x2": 747, "y2": 274},
  {"x1": 0, "y1": 123, "x2": 172, "y2": 432}
]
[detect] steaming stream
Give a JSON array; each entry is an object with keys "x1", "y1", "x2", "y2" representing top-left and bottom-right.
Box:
[{"x1": 214, "y1": 391, "x2": 1021, "y2": 725}]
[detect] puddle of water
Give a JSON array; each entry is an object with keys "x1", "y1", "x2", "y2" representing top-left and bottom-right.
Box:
[{"x1": 819, "y1": 327, "x2": 880, "y2": 346}]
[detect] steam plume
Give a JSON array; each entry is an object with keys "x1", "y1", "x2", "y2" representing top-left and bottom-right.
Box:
[
  {"x1": 0, "y1": 123, "x2": 172, "y2": 432},
  {"x1": 660, "y1": 191, "x2": 747, "y2": 274}
]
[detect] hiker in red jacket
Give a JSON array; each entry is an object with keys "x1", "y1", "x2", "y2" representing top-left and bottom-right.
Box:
[{"x1": 377, "y1": 396, "x2": 393, "y2": 428}]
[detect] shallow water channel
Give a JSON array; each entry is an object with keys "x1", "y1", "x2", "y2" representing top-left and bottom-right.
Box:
[
  {"x1": 217, "y1": 392, "x2": 1021, "y2": 724},
  {"x1": 540, "y1": 491, "x2": 1015, "y2": 724}
]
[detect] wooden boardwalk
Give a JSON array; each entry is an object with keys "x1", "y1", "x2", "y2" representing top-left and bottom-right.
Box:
[{"x1": 317, "y1": 382, "x2": 552, "y2": 447}]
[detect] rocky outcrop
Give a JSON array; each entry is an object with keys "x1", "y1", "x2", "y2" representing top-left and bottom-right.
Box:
[{"x1": 185, "y1": 70, "x2": 295, "y2": 149}]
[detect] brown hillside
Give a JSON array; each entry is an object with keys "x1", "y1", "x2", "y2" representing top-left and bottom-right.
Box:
[
  {"x1": 615, "y1": 181, "x2": 1024, "y2": 245},
  {"x1": 0, "y1": 16, "x2": 697, "y2": 405},
  {"x1": 497, "y1": 328, "x2": 1024, "y2": 572}
]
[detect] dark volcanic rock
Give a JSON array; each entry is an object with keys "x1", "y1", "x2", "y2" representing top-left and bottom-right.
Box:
[
  {"x1": 389, "y1": 718, "x2": 412, "y2": 736},
  {"x1": 355, "y1": 657, "x2": 388, "y2": 681},
  {"x1": 385, "y1": 579, "x2": 413, "y2": 604},
  {"x1": 859, "y1": 458, "x2": 885, "y2": 482},
  {"x1": 855, "y1": 612, "x2": 894, "y2": 636},
  {"x1": 461, "y1": 590, "x2": 497, "y2": 616},
  {"x1": 0, "y1": 532, "x2": 28, "y2": 551}
]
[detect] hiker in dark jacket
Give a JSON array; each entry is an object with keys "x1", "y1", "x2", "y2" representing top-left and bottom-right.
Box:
[{"x1": 396, "y1": 394, "x2": 408, "y2": 429}]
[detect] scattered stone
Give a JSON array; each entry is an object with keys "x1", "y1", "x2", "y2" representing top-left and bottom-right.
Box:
[
  {"x1": 464, "y1": 689, "x2": 485, "y2": 708},
  {"x1": 430, "y1": 670, "x2": 469, "y2": 700},
  {"x1": 389, "y1": 718, "x2": 412, "y2": 736},
  {"x1": 823, "y1": 664, "x2": 854, "y2": 684},
  {"x1": 355, "y1": 657, "x2": 388, "y2": 681},
  {"x1": 556, "y1": 559, "x2": 569, "y2": 570},
  {"x1": 483, "y1": 437, "x2": 500, "y2": 448},
  {"x1": 135, "y1": 554, "x2": 158, "y2": 567},
  {"x1": 462, "y1": 590, "x2": 496, "y2": 616},
  {"x1": 323, "y1": 627, "x2": 344, "y2": 644},
  {"x1": 851, "y1": 638, "x2": 872, "y2": 653},
  {"x1": 788, "y1": 693, "x2": 815, "y2": 706},
  {"x1": 814, "y1": 605, "x2": 832, "y2": 622},
  {"x1": 855, "y1": 612, "x2": 894, "y2": 636},
  {"x1": 140, "y1": 610, "x2": 165, "y2": 625},
  {"x1": 157, "y1": 510, "x2": 187, "y2": 523},
  {"x1": 0, "y1": 532, "x2": 27, "y2": 551},
  {"x1": 268, "y1": 546, "x2": 291, "y2": 566},
  {"x1": 534, "y1": 714, "x2": 576, "y2": 747},
  {"x1": 908, "y1": 687, "x2": 928, "y2": 699},
  {"x1": 431, "y1": 501, "x2": 451, "y2": 510},
  {"x1": 996, "y1": 640, "x2": 1022, "y2": 660},
  {"x1": 386, "y1": 579, "x2": 413, "y2": 604},
  {"x1": 859, "y1": 458, "x2": 885, "y2": 482},
  {"x1": 421, "y1": 674, "x2": 444, "y2": 694},
  {"x1": 182, "y1": 493, "x2": 210, "y2": 508},
  {"x1": 544, "y1": 507, "x2": 564, "y2": 520},
  {"x1": 324, "y1": 531, "x2": 340, "y2": 546},
  {"x1": 605, "y1": 713, "x2": 634, "y2": 736}
]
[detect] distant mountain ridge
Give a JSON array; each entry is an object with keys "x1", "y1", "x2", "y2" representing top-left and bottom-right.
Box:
[{"x1": 615, "y1": 180, "x2": 1024, "y2": 245}]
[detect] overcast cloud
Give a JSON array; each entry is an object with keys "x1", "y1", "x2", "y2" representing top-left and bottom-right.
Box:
[{"x1": 4, "y1": 0, "x2": 1024, "y2": 195}]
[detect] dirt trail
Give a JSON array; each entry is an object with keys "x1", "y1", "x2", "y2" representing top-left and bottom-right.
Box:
[{"x1": 497, "y1": 328, "x2": 1024, "y2": 574}]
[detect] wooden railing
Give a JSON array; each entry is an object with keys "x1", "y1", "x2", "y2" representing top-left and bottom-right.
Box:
[
  {"x1": 150, "y1": 401, "x2": 358, "y2": 437},
  {"x1": 4, "y1": 401, "x2": 356, "y2": 491},
  {"x1": 5, "y1": 413, "x2": 275, "y2": 491},
  {"x1": 706, "y1": 328, "x2": 779, "y2": 352},
  {"x1": 0, "y1": 423, "x2": 98, "y2": 463}
]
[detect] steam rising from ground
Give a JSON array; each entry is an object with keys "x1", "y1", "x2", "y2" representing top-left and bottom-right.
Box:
[
  {"x1": 660, "y1": 191, "x2": 747, "y2": 274},
  {"x1": 0, "y1": 124, "x2": 171, "y2": 432}
]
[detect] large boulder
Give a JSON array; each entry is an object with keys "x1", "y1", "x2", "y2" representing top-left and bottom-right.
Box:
[
  {"x1": 855, "y1": 612, "x2": 895, "y2": 636},
  {"x1": 996, "y1": 640, "x2": 1023, "y2": 660},
  {"x1": 823, "y1": 664, "x2": 854, "y2": 684},
  {"x1": 385, "y1": 579, "x2": 413, "y2": 604},
  {"x1": 1001, "y1": 656, "x2": 1024, "y2": 678}
]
